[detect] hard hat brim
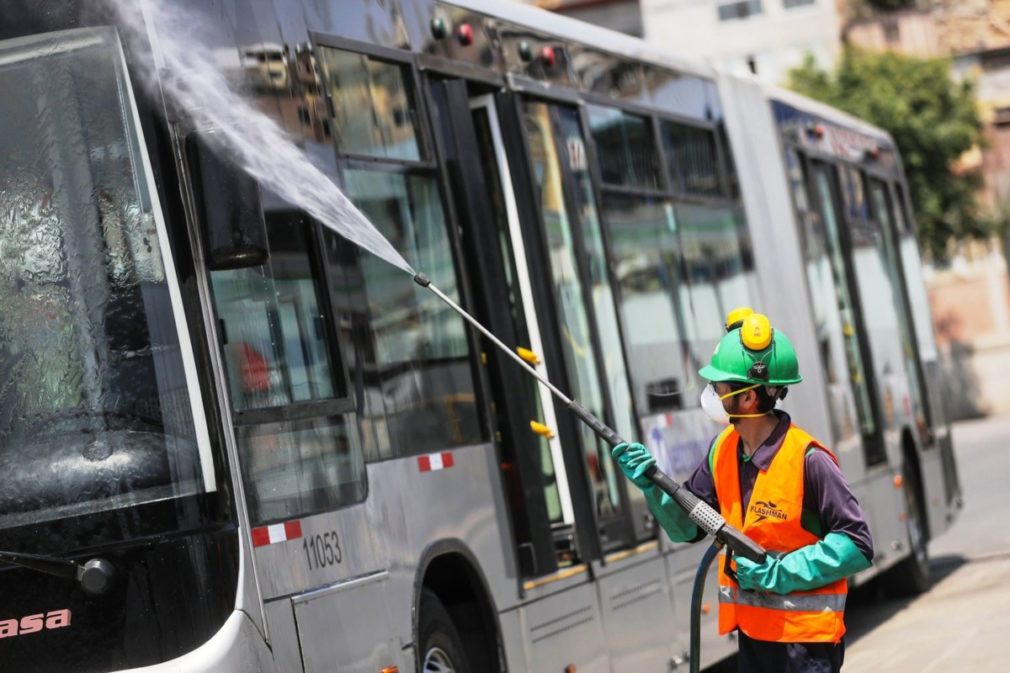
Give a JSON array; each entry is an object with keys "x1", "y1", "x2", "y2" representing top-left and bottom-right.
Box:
[{"x1": 698, "y1": 364, "x2": 803, "y2": 387}]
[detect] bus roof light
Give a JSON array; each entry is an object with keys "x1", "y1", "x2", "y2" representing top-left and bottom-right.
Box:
[
  {"x1": 518, "y1": 40, "x2": 533, "y2": 62},
  {"x1": 430, "y1": 17, "x2": 448, "y2": 40},
  {"x1": 456, "y1": 23, "x2": 474, "y2": 46},
  {"x1": 540, "y1": 45, "x2": 557, "y2": 69}
]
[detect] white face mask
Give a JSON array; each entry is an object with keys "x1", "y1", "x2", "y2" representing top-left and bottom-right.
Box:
[{"x1": 700, "y1": 384, "x2": 731, "y2": 425}]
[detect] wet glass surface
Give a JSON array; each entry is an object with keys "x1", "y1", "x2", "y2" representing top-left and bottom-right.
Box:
[
  {"x1": 0, "y1": 29, "x2": 206, "y2": 528},
  {"x1": 318, "y1": 47, "x2": 422, "y2": 162},
  {"x1": 211, "y1": 209, "x2": 337, "y2": 411},
  {"x1": 237, "y1": 414, "x2": 364, "y2": 523},
  {"x1": 341, "y1": 169, "x2": 481, "y2": 457}
]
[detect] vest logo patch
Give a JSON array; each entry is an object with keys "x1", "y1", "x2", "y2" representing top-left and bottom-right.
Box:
[{"x1": 750, "y1": 500, "x2": 787, "y2": 523}]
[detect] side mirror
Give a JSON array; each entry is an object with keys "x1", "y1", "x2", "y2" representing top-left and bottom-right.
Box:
[{"x1": 185, "y1": 133, "x2": 269, "y2": 270}]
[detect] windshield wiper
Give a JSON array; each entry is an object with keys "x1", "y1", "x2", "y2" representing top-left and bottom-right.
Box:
[{"x1": 0, "y1": 550, "x2": 115, "y2": 596}]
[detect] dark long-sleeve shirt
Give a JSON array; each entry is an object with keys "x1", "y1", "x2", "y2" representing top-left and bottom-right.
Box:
[{"x1": 685, "y1": 411, "x2": 874, "y2": 562}]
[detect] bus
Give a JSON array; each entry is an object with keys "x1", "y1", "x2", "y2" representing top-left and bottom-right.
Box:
[
  {"x1": 718, "y1": 76, "x2": 964, "y2": 599},
  {"x1": 0, "y1": 1, "x2": 960, "y2": 672}
]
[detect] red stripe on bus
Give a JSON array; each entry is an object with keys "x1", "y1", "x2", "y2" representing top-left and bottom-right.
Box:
[
  {"x1": 284, "y1": 520, "x2": 302, "y2": 540},
  {"x1": 251, "y1": 527, "x2": 271, "y2": 547},
  {"x1": 441, "y1": 451, "x2": 454, "y2": 468},
  {"x1": 418, "y1": 455, "x2": 431, "y2": 472}
]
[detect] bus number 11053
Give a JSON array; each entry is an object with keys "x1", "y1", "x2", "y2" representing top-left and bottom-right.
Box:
[{"x1": 303, "y1": 531, "x2": 343, "y2": 571}]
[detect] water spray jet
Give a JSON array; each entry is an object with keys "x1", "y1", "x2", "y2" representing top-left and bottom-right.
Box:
[{"x1": 118, "y1": 0, "x2": 764, "y2": 600}]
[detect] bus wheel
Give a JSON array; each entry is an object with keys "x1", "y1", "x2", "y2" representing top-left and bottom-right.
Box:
[
  {"x1": 419, "y1": 588, "x2": 469, "y2": 673},
  {"x1": 883, "y1": 465, "x2": 931, "y2": 598}
]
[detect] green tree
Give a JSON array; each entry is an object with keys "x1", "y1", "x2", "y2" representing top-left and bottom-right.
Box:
[{"x1": 788, "y1": 48, "x2": 985, "y2": 259}]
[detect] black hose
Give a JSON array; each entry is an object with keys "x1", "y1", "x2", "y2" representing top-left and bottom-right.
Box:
[{"x1": 691, "y1": 542, "x2": 723, "y2": 673}]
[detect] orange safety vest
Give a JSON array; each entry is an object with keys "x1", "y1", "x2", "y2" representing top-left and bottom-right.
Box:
[{"x1": 712, "y1": 423, "x2": 848, "y2": 643}]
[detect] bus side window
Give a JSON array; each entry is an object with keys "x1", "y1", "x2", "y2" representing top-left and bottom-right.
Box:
[
  {"x1": 209, "y1": 206, "x2": 366, "y2": 523},
  {"x1": 344, "y1": 171, "x2": 482, "y2": 458},
  {"x1": 317, "y1": 45, "x2": 484, "y2": 461}
]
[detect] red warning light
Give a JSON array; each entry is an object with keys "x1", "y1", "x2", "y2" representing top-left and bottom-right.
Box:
[
  {"x1": 540, "y1": 45, "x2": 557, "y2": 68},
  {"x1": 456, "y1": 23, "x2": 474, "y2": 46}
]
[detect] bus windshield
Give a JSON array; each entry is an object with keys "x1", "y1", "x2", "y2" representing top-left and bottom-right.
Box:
[{"x1": 0, "y1": 28, "x2": 213, "y2": 530}]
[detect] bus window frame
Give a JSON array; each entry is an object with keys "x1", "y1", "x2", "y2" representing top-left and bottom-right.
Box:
[
  {"x1": 311, "y1": 32, "x2": 492, "y2": 461},
  {"x1": 867, "y1": 175, "x2": 936, "y2": 440},
  {"x1": 799, "y1": 154, "x2": 889, "y2": 468},
  {"x1": 584, "y1": 94, "x2": 751, "y2": 409},
  {"x1": 424, "y1": 78, "x2": 566, "y2": 579},
  {"x1": 202, "y1": 192, "x2": 366, "y2": 526},
  {"x1": 513, "y1": 92, "x2": 639, "y2": 552},
  {"x1": 311, "y1": 33, "x2": 435, "y2": 168},
  {"x1": 578, "y1": 92, "x2": 752, "y2": 537},
  {"x1": 219, "y1": 209, "x2": 356, "y2": 427}
]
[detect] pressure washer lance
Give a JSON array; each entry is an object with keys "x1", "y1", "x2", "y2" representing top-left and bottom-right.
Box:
[{"x1": 414, "y1": 274, "x2": 767, "y2": 565}]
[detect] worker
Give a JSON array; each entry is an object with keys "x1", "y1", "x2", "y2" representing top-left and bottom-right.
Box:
[{"x1": 612, "y1": 310, "x2": 873, "y2": 673}]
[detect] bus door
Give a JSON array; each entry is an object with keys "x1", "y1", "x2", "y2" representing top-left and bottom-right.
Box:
[
  {"x1": 427, "y1": 82, "x2": 643, "y2": 563},
  {"x1": 426, "y1": 78, "x2": 575, "y2": 579},
  {"x1": 504, "y1": 94, "x2": 643, "y2": 554},
  {"x1": 866, "y1": 178, "x2": 932, "y2": 442},
  {"x1": 888, "y1": 184, "x2": 962, "y2": 506},
  {"x1": 804, "y1": 160, "x2": 886, "y2": 469}
]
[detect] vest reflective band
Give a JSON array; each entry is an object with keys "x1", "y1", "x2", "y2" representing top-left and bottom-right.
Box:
[{"x1": 712, "y1": 424, "x2": 848, "y2": 643}]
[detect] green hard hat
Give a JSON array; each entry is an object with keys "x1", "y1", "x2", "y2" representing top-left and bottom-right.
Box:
[{"x1": 698, "y1": 313, "x2": 802, "y2": 386}]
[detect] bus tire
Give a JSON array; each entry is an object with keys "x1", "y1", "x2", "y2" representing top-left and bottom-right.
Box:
[
  {"x1": 419, "y1": 588, "x2": 470, "y2": 673},
  {"x1": 882, "y1": 462, "x2": 931, "y2": 598}
]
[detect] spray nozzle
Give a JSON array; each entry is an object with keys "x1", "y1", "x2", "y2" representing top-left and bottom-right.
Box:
[{"x1": 413, "y1": 273, "x2": 431, "y2": 287}]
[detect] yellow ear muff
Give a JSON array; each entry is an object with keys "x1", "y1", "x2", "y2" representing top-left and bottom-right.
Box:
[
  {"x1": 724, "y1": 306, "x2": 754, "y2": 332},
  {"x1": 741, "y1": 313, "x2": 773, "y2": 351}
]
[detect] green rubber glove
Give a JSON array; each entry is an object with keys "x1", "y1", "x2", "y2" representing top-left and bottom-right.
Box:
[
  {"x1": 645, "y1": 488, "x2": 699, "y2": 543},
  {"x1": 611, "y1": 442, "x2": 656, "y2": 489},
  {"x1": 611, "y1": 443, "x2": 699, "y2": 542},
  {"x1": 734, "y1": 531, "x2": 871, "y2": 595}
]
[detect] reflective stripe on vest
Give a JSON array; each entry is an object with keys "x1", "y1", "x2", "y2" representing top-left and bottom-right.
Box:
[
  {"x1": 712, "y1": 424, "x2": 848, "y2": 643},
  {"x1": 719, "y1": 584, "x2": 847, "y2": 613}
]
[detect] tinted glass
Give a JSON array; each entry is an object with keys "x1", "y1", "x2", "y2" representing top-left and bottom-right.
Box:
[
  {"x1": 472, "y1": 108, "x2": 563, "y2": 524},
  {"x1": 812, "y1": 168, "x2": 877, "y2": 441},
  {"x1": 555, "y1": 109, "x2": 638, "y2": 446},
  {"x1": 0, "y1": 29, "x2": 209, "y2": 528},
  {"x1": 867, "y1": 180, "x2": 926, "y2": 430},
  {"x1": 603, "y1": 194, "x2": 695, "y2": 413},
  {"x1": 840, "y1": 166, "x2": 869, "y2": 221},
  {"x1": 586, "y1": 105, "x2": 661, "y2": 189},
  {"x1": 318, "y1": 47, "x2": 421, "y2": 161},
  {"x1": 342, "y1": 169, "x2": 482, "y2": 456},
  {"x1": 786, "y1": 150, "x2": 859, "y2": 442},
  {"x1": 524, "y1": 101, "x2": 623, "y2": 525},
  {"x1": 676, "y1": 203, "x2": 757, "y2": 362},
  {"x1": 237, "y1": 414, "x2": 365, "y2": 523},
  {"x1": 211, "y1": 211, "x2": 337, "y2": 411},
  {"x1": 661, "y1": 122, "x2": 722, "y2": 197},
  {"x1": 555, "y1": 107, "x2": 646, "y2": 535},
  {"x1": 891, "y1": 189, "x2": 939, "y2": 361}
]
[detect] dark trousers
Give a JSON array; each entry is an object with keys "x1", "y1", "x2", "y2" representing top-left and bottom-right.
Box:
[{"x1": 737, "y1": 632, "x2": 844, "y2": 673}]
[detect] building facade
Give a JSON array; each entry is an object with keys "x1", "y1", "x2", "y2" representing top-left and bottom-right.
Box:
[
  {"x1": 525, "y1": 0, "x2": 843, "y2": 84},
  {"x1": 641, "y1": 0, "x2": 842, "y2": 83}
]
